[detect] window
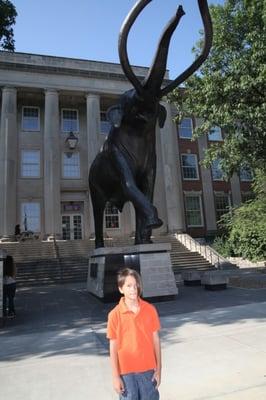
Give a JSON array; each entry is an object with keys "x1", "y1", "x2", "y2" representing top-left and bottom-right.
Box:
[
  {"x1": 211, "y1": 159, "x2": 224, "y2": 181},
  {"x1": 22, "y1": 107, "x2": 40, "y2": 131},
  {"x1": 241, "y1": 192, "x2": 254, "y2": 203},
  {"x1": 21, "y1": 150, "x2": 40, "y2": 177},
  {"x1": 178, "y1": 117, "x2": 193, "y2": 139},
  {"x1": 208, "y1": 126, "x2": 222, "y2": 141},
  {"x1": 214, "y1": 194, "x2": 230, "y2": 222},
  {"x1": 62, "y1": 152, "x2": 80, "y2": 178},
  {"x1": 181, "y1": 154, "x2": 199, "y2": 180},
  {"x1": 105, "y1": 202, "x2": 120, "y2": 229},
  {"x1": 184, "y1": 195, "x2": 203, "y2": 227},
  {"x1": 21, "y1": 202, "x2": 40, "y2": 232},
  {"x1": 61, "y1": 109, "x2": 79, "y2": 132},
  {"x1": 240, "y1": 165, "x2": 253, "y2": 181},
  {"x1": 100, "y1": 111, "x2": 111, "y2": 134}
]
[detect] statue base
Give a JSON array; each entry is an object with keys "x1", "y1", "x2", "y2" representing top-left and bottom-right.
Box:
[{"x1": 87, "y1": 243, "x2": 178, "y2": 302}]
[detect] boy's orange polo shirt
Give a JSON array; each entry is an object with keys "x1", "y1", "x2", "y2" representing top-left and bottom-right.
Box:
[{"x1": 107, "y1": 297, "x2": 161, "y2": 374}]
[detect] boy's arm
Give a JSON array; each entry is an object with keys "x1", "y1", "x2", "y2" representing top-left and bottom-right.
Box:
[
  {"x1": 152, "y1": 331, "x2": 162, "y2": 388},
  {"x1": 109, "y1": 339, "x2": 125, "y2": 395}
]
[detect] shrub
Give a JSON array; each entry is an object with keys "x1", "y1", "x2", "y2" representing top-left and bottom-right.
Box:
[
  {"x1": 212, "y1": 236, "x2": 232, "y2": 258},
  {"x1": 228, "y1": 198, "x2": 266, "y2": 261},
  {"x1": 213, "y1": 197, "x2": 266, "y2": 262}
]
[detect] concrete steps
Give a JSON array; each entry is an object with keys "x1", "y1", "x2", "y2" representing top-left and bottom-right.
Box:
[
  {"x1": 0, "y1": 241, "x2": 56, "y2": 262},
  {"x1": 16, "y1": 258, "x2": 88, "y2": 286},
  {"x1": 0, "y1": 235, "x2": 215, "y2": 286},
  {"x1": 103, "y1": 235, "x2": 214, "y2": 273}
]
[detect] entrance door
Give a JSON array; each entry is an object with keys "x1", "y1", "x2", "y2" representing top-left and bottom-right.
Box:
[{"x1": 62, "y1": 215, "x2": 83, "y2": 240}]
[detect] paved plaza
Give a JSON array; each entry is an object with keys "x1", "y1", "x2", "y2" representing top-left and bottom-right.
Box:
[{"x1": 0, "y1": 282, "x2": 266, "y2": 400}]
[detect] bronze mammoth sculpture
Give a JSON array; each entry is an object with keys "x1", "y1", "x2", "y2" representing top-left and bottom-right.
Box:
[{"x1": 89, "y1": 0, "x2": 212, "y2": 248}]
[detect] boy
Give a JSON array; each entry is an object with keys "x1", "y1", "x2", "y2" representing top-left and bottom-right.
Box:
[{"x1": 107, "y1": 268, "x2": 161, "y2": 399}]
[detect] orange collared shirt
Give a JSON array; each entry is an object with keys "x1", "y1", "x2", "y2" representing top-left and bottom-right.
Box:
[{"x1": 107, "y1": 297, "x2": 161, "y2": 374}]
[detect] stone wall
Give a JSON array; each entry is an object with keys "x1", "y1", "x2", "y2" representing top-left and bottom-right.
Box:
[{"x1": 228, "y1": 257, "x2": 266, "y2": 269}]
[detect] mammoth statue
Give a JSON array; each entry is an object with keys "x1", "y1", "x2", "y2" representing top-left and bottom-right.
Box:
[{"x1": 89, "y1": 0, "x2": 212, "y2": 248}]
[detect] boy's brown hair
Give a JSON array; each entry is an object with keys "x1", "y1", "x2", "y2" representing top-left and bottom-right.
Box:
[{"x1": 117, "y1": 268, "x2": 142, "y2": 296}]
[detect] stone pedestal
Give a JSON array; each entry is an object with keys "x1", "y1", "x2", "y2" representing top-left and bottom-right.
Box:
[
  {"x1": 182, "y1": 271, "x2": 202, "y2": 286},
  {"x1": 202, "y1": 271, "x2": 229, "y2": 290},
  {"x1": 87, "y1": 243, "x2": 178, "y2": 302}
]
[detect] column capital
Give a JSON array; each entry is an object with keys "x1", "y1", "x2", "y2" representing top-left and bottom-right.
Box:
[
  {"x1": 1, "y1": 86, "x2": 17, "y2": 94},
  {"x1": 85, "y1": 92, "x2": 100, "y2": 100},
  {"x1": 44, "y1": 88, "x2": 59, "y2": 96}
]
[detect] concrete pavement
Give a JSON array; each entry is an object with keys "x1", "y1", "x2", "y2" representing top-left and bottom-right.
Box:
[{"x1": 0, "y1": 282, "x2": 266, "y2": 399}]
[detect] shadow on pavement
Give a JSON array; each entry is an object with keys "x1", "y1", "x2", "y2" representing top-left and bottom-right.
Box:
[{"x1": 0, "y1": 282, "x2": 265, "y2": 362}]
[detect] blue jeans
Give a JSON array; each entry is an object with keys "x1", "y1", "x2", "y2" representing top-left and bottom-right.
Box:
[{"x1": 120, "y1": 369, "x2": 159, "y2": 400}]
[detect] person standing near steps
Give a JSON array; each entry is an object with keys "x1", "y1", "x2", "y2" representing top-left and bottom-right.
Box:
[
  {"x1": 107, "y1": 268, "x2": 161, "y2": 399},
  {"x1": 3, "y1": 255, "x2": 17, "y2": 318}
]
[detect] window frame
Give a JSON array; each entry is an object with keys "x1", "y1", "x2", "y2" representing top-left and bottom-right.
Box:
[
  {"x1": 21, "y1": 149, "x2": 41, "y2": 178},
  {"x1": 21, "y1": 202, "x2": 41, "y2": 232},
  {"x1": 181, "y1": 153, "x2": 199, "y2": 180},
  {"x1": 22, "y1": 106, "x2": 40, "y2": 132},
  {"x1": 211, "y1": 159, "x2": 224, "y2": 181},
  {"x1": 239, "y1": 166, "x2": 253, "y2": 182},
  {"x1": 178, "y1": 117, "x2": 193, "y2": 139},
  {"x1": 214, "y1": 193, "x2": 231, "y2": 222},
  {"x1": 62, "y1": 152, "x2": 81, "y2": 179},
  {"x1": 184, "y1": 194, "x2": 204, "y2": 228},
  {"x1": 104, "y1": 202, "x2": 120, "y2": 229},
  {"x1": 100, "y1": 111, "x2": 111, "y2": 135},
  {"x1": 241, "y1": 192, "x2": 254, "y2": 203},
  {"x1": 61, "y1": 108, "x2": 79, "y2": 133},
  {"x1": 208, "y1": 126, "x2": 223, "y2": 141}
]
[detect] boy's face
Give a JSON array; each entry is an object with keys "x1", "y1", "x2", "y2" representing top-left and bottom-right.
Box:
[{"x1": 119, "y1": 275, "x2": 138, "y2": 300}]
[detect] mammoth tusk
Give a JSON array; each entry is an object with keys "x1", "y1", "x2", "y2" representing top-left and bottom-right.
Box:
[{"x1": 159, "y1": 0, "x2": 213, "y2": 97}]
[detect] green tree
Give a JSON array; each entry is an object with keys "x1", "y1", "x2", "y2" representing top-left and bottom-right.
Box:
[
  {"x1": 170, "y1": 0, "x2": 266, "y2": 176},
  {"x1": 213, "y1": 173, "x2": 266, "y2": 261},
  {"x1": 0, "y1": 0, "x2": 17, "y2": 51}
]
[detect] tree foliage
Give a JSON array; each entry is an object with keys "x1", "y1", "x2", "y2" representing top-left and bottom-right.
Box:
[
  {"x1": 170, "y1": 0, "x2": 266, "y2": 176},
  {"x1": 213, "y1": 199, "x2": 266, "y2": 261},
  {"x1": 169, "y1": 0, "x2": 266, "y2": 261},
  {"x1": 0, "y1": 0, "x2": 17, "y2": 51},
  {"x1": 212, "y1": 171, "x2": 266, "y2": 261}
]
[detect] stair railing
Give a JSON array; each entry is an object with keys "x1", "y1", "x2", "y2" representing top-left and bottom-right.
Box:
[{"x1": 176, "y1": 233, "x2": 228, "y2": 268}]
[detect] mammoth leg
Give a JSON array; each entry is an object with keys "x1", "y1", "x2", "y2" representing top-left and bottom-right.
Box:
[
  {"x1": 135, "y1": 212, "x2": 152, "y2": 245},
  {"x1": 111, "y1": 146, "x2": 163, "y2": 230},
  {"x1": 135, "y1": 166, "x2": 158, "y2": 244},
  {"x1": 90, "y1": 184, "x2": 106, "y2": 248}
]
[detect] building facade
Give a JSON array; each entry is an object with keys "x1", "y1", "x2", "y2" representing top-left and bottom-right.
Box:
[{"x1": 0, "y1": 51, "x2": 252, "y2": 242}]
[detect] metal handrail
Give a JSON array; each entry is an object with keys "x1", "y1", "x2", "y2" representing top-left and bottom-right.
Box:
[{"x1": 175, "y1": 233, "x2": 227, "y2": 268}]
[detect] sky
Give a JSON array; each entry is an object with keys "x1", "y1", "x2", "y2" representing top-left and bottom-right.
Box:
[{"x1": 11, "y1": 0, "x2": 224, "y2": 79}]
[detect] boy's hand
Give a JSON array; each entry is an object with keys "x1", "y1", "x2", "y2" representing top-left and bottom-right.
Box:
[
  {"x1": 113, "y1": 375, "x2": 125, "y2": 395},
  {"x1": 152, "y1": 369, "x2": 161, "y2": 389}
]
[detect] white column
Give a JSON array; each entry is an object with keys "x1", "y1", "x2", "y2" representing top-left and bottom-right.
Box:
[
  {"x1": 0, "y1": 87, "x2": 17, "y2": 240},
  {"x1": 43, "y1": 90, "x2": 61, "y2": 239},
  {"x1": 230, "y1": 173, "x2": 242, "y2": 206},
  {"x1": 86, "y1": 93, "x2": 101, "y2": 169},
  {"x1": 86, "y1": 94, "x2": 101, "y2": 236},
  {"x1": 197, "y1": 127, "x2": 217, "y2": 233},
  {"x1": 158, "y1": 102, "x2": 185, "y2": 232}
]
